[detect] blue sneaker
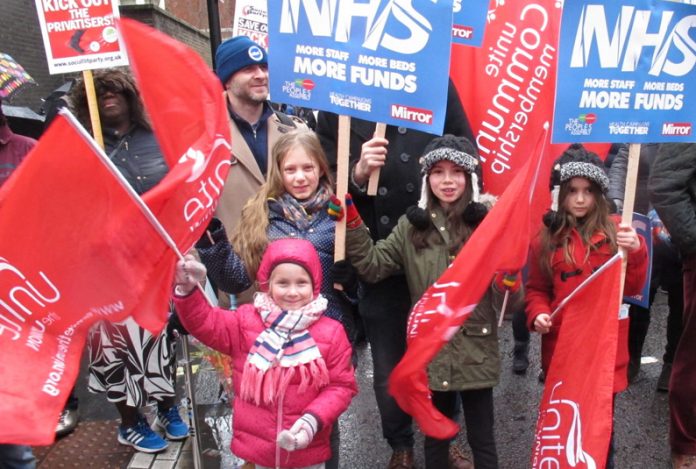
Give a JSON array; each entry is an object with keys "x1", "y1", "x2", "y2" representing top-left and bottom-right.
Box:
[
  {"x1": 155, "y1": 405, "x2": 189, "y2": 440},
  {"x1": 118, "y1": 417, "x2": 168, "y2": 453}
]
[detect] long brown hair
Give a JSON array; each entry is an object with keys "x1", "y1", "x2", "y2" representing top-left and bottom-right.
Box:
[
  {"x1": 540, "y1": 178, "x2": 617, "y2": 277},
  {"x1": 231, "y1": 129, "x2": 334, "y2": 278},
  {"x1": 410, "y1": 171, "x2": 475, "y2": 255}
]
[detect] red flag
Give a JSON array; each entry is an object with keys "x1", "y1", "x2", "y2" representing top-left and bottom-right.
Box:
[
  {"x1": 116, "y1": 19, "x2": 231, "y2": 331},
  {"x1": 531, "y1": 254, "x2": 622, "y2": 469},
  {"x1": 450, "y1": 0, "x2": 608, "y2": 200},
  {"x1": 388, "y1": 127, "x2": 553, "y2": 439},
  {"x1": 0, "y1": 21, "x2": 231, "y2": 445},
  {"x1": 0, "y1": 116, "x2": 172, "y2": 445}
]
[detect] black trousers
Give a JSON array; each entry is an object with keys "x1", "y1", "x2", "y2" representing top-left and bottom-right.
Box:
[
  {"x1": 360, "y1": 276, "x2": 414, "y2": 450},
  {"x1": 424, "y1": 388, "x2": 498, "y2": 469}
]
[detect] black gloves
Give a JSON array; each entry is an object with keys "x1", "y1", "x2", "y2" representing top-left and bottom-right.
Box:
[
  {"x1": 167, "y1": 311, "x2": 189, "y2": 337},
  {"x1": 331, "y1": 260, "x2": 358, "y2": 292}
]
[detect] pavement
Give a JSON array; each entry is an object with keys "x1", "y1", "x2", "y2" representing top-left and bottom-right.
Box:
[{"x1": 35, "y1": 291, "x2": 675, "y2": 468}]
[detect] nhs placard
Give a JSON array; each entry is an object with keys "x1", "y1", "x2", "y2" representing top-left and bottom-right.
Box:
[
  {"x1": 268, "y1": 0, "x2": 454, "y2": 135},
  {"x1": 552, "y1": 0, "x2": 696, "y2": 143}
]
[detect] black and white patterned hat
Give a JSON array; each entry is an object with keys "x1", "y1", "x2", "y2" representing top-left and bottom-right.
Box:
[
  {"x1": 544, "y1": 143, "x2": 609, "y2": 228},
  {"x1": 407, "y1": 135, "x2": 487, "y2": 229}
]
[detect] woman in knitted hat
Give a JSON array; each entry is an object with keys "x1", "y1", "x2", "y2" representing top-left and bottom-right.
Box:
[
  {"x1": 339, "y1": 134, "x2": 522, "y2": 469},
  {"x1": 525, "y1": 143, "x2": 649, "y2": 468},
  {"x1": 173, "y1": 239, "x2": 357, "y2": 469}
]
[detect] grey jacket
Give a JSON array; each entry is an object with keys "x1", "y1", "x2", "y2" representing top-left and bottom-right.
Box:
[{"x1": 649, "y1": 143, "x2": 696, "y2": 257}]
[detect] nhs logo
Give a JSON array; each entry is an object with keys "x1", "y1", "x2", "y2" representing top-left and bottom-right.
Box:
[
  {"x1": 569, "y1": 4, "x2": 696, "y2": 77},
  {"x1": 278, "y1": 0, "x2": 433, "y2": 54}
]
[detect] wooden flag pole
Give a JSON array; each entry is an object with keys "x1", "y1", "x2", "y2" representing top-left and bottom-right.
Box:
[
  {"x1": 334, "y1": 115, "x2": 351, "y2": 290},
  {"x1": 619, "y1": 143, "x2": 641, "y2": 293},
  {"x1": 367, "y1": 122, "x2": 387, "y2": 195},
  {"x1": 82, "y1": 70, "x2": 104, "y2": 149}
]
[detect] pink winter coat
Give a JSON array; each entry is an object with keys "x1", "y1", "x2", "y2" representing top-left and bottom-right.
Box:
[{"x1": 173, "y1": 289, "x2": 357, "y2": 468}]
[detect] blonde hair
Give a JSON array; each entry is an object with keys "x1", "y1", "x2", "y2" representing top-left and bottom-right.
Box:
[{"x1": 231, "y1": 129, "x2": 334, "y2": 278}]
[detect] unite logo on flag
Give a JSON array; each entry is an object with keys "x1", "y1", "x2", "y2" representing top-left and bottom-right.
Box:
[
  {"x1": 0, "y1": 258, "x2": 60, "y2": 344},
  {"x1": 532, "y1": 381, "x2": 597, "y2": 469},
  {"x1": 406, "y1": 279, "x2": 475, "y2": 341},
  {"x1": 179, "y1": 136, "x2": 232, "y2": 233}
]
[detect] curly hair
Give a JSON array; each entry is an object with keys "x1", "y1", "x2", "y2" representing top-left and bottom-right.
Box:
[{"x1": 69, "y1": 68, "x2": 150, "y2": 132}]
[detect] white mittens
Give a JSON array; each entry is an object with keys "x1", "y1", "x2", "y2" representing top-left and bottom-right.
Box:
[
  {"x1": 276, "y1": 413, "x2": 319, "y2": 451},
  {"x1": 174, "y1": 254, "x2": 207, "y2": 296}
]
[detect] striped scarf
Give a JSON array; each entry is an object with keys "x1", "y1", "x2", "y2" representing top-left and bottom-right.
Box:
[
  {"x1": 239, "y1": 292, "x2": 330, "y2": 406},
  {"x1": 276, "y1": 183, "x2": 332, "y2": 231}
]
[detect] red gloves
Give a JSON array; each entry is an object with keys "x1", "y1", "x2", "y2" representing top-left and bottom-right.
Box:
[{"x1": 327, "y1": 194, "x2": 363, "y2": 229}]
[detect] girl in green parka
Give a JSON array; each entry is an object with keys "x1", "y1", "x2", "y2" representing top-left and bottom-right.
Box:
[{"x1": 342, "y1": 135, "x2": 522, "y2": 469}]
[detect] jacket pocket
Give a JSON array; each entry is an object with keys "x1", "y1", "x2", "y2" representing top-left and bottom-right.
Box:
[{"x1": 458, "y1": 321, "x2": 495, "y2": 365}]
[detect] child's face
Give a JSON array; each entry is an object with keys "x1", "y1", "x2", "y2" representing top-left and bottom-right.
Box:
[
  {"x1": 281, "y1": 146, "x2": 322, "y2": 201},
  {"x1": 268, "y1": 263, "x2": 314, "y2": 310},
  {"x1": 563, "y1": 177, "x2": 596, "y2": 218},
  {"x1": 428, "y1": 160, "x2": 467, "y2": 208}
]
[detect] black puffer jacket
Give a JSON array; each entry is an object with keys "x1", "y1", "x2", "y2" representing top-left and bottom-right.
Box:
[
  {"x1": 316, "y1": 80, "x2": 474, "y2": 241},
  {"x1": 104, "y1": 125, "x2": 169, "y2": 195},
  {"x1": 649, "y1": 143, "x2": 696, "y2": 257}
]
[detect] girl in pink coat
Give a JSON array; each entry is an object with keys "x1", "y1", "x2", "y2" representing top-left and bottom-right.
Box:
[{"x1": 173, "y1": 238, "x2": 357, "y2": 469}]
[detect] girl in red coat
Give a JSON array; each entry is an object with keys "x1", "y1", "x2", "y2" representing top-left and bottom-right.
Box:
[
  {"x1": 173, "y1": 238, "x2": 357, "y2": 469},
  {"x1": 525, "y1": 144, "x2": 648, "y2": 468}
]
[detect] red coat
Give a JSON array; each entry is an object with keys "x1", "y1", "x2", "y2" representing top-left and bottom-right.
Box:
[
  {"x1": 525, "y1": 221, "x2": 648, "y2": 392},
  {"x1": 173, "y1": 290, "x2": 357, "y2": 468}
]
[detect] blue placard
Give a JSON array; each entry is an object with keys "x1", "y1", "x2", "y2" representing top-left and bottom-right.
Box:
[
  {"x1": 452, "y1": 0, "x2": 489, "y2": 46},
  {"x1": 552, "y1": 0, "x2": 696, "y2": 143},
  {"x1": 625, "y1": 212, "x2": 653, "y2": 309},
  {"x1": 267, "y1": 1, "x2": 454, "y2": 135}
]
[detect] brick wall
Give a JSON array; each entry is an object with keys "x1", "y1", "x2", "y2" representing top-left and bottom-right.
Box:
[
  {"x1": 121, "y1": 4, "x2": 213, "y2": 64},
  {"x1": 0, "y1": 0, "x2": 73, "y2": 111},
  {"x1": 165, "y1": 0, "x2": 236, "y2": 39},
  {"x1": 1, "y1": 1, "x2": 213, "y2": 113}
]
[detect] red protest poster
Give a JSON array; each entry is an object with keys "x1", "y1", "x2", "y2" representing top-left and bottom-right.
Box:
[{"x1": 34, "y1": 0, "x2": 128, "y2": 74}]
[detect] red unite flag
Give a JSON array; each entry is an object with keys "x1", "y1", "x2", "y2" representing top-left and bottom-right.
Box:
[
  {"x1": 0, "y1": 116, "x2": 172, "y2": 445},
  {"x1": 388, "y1": 127, "x2": 553, "y2": 439},
  {"x1": 0, "y1": 21, "x2": 230, "y2": 445},
  {"x1": 531, "y1": 255, "x2": 622, "y2": 469},
  {"x1": 118, "y1": 19, "x2": 231, "y2": 331}
]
